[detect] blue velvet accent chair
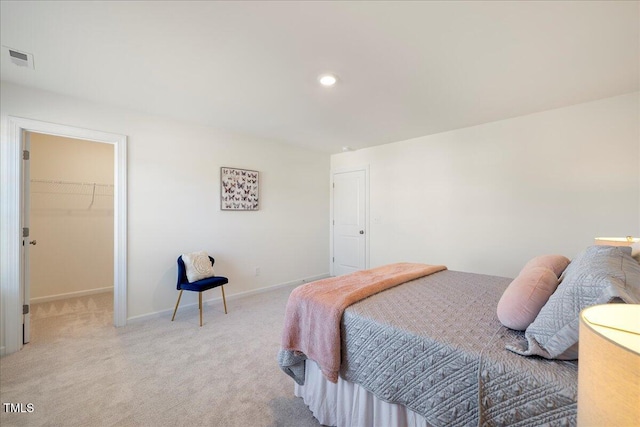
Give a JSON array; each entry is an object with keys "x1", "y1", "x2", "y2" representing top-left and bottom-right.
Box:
[{"x1": 172, "y1": 255, "x2": 228, "y2": 326}]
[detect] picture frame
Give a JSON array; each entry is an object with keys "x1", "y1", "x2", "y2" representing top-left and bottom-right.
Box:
[{"x1": 220, "y1": 167, "x2": 259, "y2": 211}]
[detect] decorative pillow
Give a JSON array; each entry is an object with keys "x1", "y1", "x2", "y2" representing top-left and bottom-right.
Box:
[
  {"x1": 507, "y1": 246, "x2": 640, "y2": 360},
  {"x1": 522, "y1": 254, "x2": 570, "y2": 277},
  {"x1": 497, "y1": 267, "x2": 559, "y2": 331},
  {"x1": 182, "y1": 251, "x2": 215, "y2": 283}
]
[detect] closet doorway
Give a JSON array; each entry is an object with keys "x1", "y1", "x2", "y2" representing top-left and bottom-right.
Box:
[
  {"x1": 2, "y1": 116, "x2": 126, "y2": 355},
  {"x1": 26, "y1": 132, "x2": 115, "y2": 343}
]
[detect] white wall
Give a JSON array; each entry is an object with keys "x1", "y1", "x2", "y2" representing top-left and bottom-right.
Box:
[
  {"x1": 29, "y1": 133, "x2": 114, "y2": 301},
  {"x1": 332, "y1": 93, "x2": 640, "y2": 278},
  {"x1": 1, "y1": 82, "x2": 330, "y2": 325}
]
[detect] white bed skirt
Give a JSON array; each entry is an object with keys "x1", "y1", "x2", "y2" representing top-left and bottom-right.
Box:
[{"x1": 294, "y1": 360, "x2": 429, "y2": 427}]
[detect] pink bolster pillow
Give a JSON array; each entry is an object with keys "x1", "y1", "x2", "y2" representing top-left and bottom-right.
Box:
[
  {"x1": 497, "y1": 255, "x2": 569, "y2": 331},
  {"x1": 522, "y1": 254, "x2": 570, "y2": 277},
  {"x1": 497, "y1": 266, "x2": 560, "y2": 331}
]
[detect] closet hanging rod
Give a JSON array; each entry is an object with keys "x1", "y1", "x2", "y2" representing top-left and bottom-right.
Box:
[{"x1": 30, "y1": 179, "x2": 114, "y2": 187}]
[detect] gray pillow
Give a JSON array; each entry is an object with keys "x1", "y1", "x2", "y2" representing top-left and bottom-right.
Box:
[{"x1": 507, "y1": 246, "x2": 640, "y2": 360}]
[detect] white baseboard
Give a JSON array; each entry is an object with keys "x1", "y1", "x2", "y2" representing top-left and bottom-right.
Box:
[
  {"x1": 30, "y1": 287, "x2": 113, "y2": 304},
  {"x1": 222, "y1": 273, "x2": 330, "y2": 302},
  {"x1": 127, "y1": 272, "x2": 331, "y2": 324}
]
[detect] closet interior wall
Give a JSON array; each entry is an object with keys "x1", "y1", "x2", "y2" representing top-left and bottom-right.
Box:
[{"x1": 29, "y1": 132, "x2": 115, "y2": 303}]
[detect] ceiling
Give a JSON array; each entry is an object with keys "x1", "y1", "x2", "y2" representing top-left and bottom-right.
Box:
[{"x1": 1, "y1": 1, "x2": 638, "y2": 154}]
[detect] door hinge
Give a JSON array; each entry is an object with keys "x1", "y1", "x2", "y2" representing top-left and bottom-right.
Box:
[
  {"x1": 23, "y1": 304, "x2": 29, "y2": 315},
  {"x1": 23, "y1": 150, "x2": 30, "y2": 160},
  {"x1": 23, "y1": 227, "x2": 29, "y2": 237},
  {"x1": 332, "y1": 257, "x2": 335, "y2": 262}
]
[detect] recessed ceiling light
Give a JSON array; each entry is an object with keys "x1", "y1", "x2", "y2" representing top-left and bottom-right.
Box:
[{"x1": 318, "y1": 74, "x2": 337, "y2": 87}]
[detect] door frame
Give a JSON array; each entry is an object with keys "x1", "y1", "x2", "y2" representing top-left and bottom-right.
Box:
[
  {"x1": 330, "y1": 165, "x2": 370, "y2": 276},
  {"x1": 1, "y1": 116, "x2": 128, "y2": 356}
]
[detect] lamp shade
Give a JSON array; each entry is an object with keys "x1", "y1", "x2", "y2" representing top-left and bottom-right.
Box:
[
  {"x1": 577, "y1": 304, "x2": 640, "y2": 426},
  {"x1": 594, "y1": 236, "x2": 639, "y2": 247}
]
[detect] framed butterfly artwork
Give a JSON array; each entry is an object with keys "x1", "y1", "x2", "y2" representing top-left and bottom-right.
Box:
[{"x1": 220, "y1": 167, "x2": 259, "y2": 211}]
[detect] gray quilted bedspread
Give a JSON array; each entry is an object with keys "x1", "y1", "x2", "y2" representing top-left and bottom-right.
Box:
[{"x1": 340, "y1": 270, "x2": 577, "y2": 426}]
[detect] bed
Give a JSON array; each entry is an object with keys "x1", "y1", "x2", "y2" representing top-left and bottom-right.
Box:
[{"x1": 278, "y1": 246, "x2": 640, "y2": 427}]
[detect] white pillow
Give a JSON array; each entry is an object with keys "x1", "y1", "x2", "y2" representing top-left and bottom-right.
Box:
[{"x1": 182, "y1": 251, "x2": 215, "y2": 282}]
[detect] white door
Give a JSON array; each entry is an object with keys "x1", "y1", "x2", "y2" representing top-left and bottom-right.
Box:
[
  {"x1": 21, "y1": 131, "x2": 31, "y2": 344},
  {"x1": 332, "y1": 170, "x2": 367, "y2": 276}
]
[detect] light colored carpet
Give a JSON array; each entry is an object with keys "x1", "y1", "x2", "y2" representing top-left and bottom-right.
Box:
[{"x1": 0, "y1": 286, "x2": 322, "y2": 427}]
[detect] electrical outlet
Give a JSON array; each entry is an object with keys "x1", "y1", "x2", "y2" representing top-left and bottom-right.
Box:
[{"x1": 255, "y1": 267, "x2": 260, "y2": 276}]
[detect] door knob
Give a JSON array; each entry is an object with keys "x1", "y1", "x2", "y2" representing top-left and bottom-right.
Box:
[
  {"x1": 29, "y1": 240, "x2": 37, "y2": 245},
  {"x1": 359, "y1": 230, "x2": 364, "y2": 235}
]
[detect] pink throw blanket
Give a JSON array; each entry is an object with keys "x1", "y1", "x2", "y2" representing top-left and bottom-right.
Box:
[{"x1": 280, "y1": 262, "x2": 447, "y2": 383}]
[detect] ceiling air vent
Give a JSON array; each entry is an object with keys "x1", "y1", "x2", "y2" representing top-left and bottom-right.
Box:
[{"x1": 2, "y1": 46, "x2": 34, "y2": 69}]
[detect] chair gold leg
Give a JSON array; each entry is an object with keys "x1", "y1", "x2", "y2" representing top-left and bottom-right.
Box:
[
  {"x1": 221, "y1": 285, "x2": 228, "y2": 314},
  {"x1": 171, "y1": 290, "x2": 183, "y2": 321},
  {"x1": 199, "y1": 292, "x2": 203, "y2": 327}
]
